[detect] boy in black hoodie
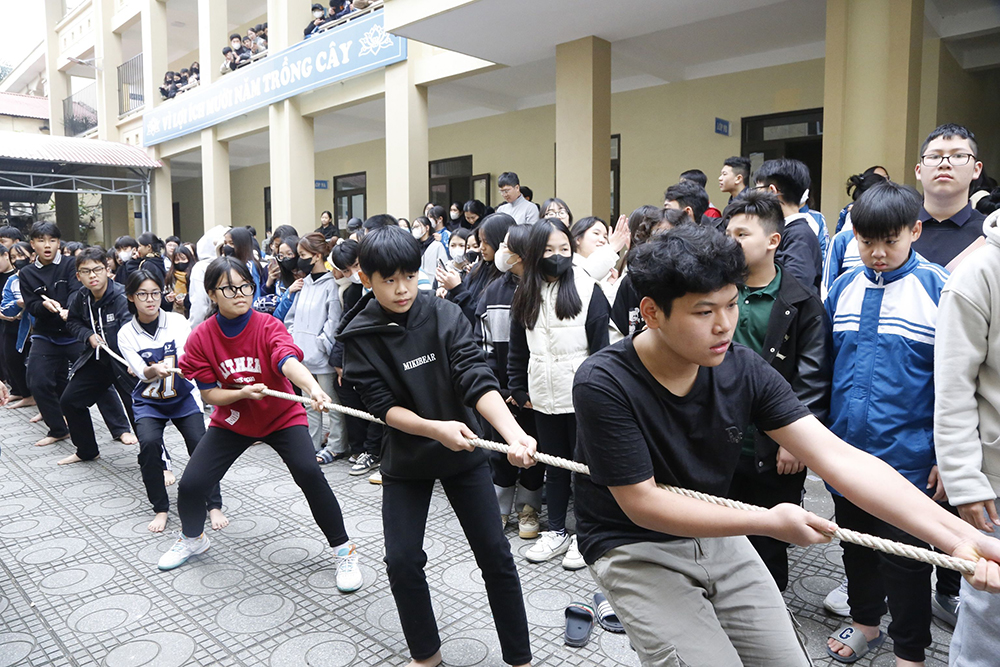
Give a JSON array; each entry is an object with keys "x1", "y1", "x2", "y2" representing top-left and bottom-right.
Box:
[
  {"x1": 59, "y1": 247, "x2": 139, "y2": 465},
  {"x1": 339, "y1": 225, "x2": 536, "y2": 667}
]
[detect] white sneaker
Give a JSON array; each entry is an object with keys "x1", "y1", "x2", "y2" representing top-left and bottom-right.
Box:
[
  {"x1": 562, "y1": 535, "x2": 585, "y2": 570},
  {"x1": 823, "y1": 578, "x2": 850, "y2": 617},
  {"x1": 368, "y1": 470, "x2": 382, "y2": 485},
  {"x1": 518, "y1": 505, "x2": 539, "y2": 539},
  {"x1": 349, "y1": 452, "x2": 380, "y2": 476},
  {"x1": 334, "y1": 543, "x2": 363, "y2": 592},
  {"x1": 157, "y1": 533, "x2": 210, "y2": 571},
  {"x1": 525, "y1": 531, "x2": 570, "y2": 563}
]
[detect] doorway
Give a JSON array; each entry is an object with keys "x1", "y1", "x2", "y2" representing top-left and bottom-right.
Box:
[
  {"x1": 742, "y1": 108, "x2": 824, "y2": 209},
  {"x1": 429, "y1": 156, "x2": 473, "y2": 211}
]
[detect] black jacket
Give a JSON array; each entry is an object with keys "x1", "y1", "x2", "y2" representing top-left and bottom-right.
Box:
[
  {"x1": 65, "y1": 281, "x2": 134, "y2": 375},
  {"x1": 473, "y1": 272, "x2": 517, "y2": 391},
  {"x1": 19, "y1": 253, "x2": 81, "y2": 339},
  {"x1": 749, "y1": 265, "x2": 831, "y2": 472},
  {"x1": 775, "y1": 216, "x2": 823, "y2": 294},
  {"x1": 337, "y1": 291, "x2": 500, "y2": 479},
  {"x1": 447, "y1": 263, "x2": 495, "y2": 327}
]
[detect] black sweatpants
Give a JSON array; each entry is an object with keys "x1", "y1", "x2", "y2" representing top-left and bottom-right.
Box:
[
  {"x1": 834, "y1": 495, "x2": 932, "y2": 662},
  {"x1": 726, "y1": 453, "x2": 806, "y2": 591},
  {"x1": 136, "y1": 413, "x2": 220, "y2": 514},
  {"x1": 177, "y1": 424, "x2": 349, "y2": 546},
  {"x1": 1, "y1": 325, "x2": 29, "y2": 397},
  {"x1": 339, "y1": 379, "x2": 381, "y2": 458},
  {"x1": 533, "y1": 411, "x2": 576, "y2": 533},
  {"x1": 488, "y1": 404, "x2": 543, "y2": 491},
  {"x1": 26, "y1": 338, "x2": 82, "y2": 438},
  {"x1": 382, "y1": 461, "x2": 531, "y2": 665},
  {"x1": 61, "y1": 358, "x2": 137, "y2": 460}
]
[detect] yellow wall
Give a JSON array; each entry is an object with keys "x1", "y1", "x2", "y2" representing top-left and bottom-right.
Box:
[
  {"x1": 172, "y1": 177, "x2": 204, "y2": 241},
  {"x1": 0, "y1": 115, "x2": 48, "y2": 133},
  {"x1": 934, "y1": 46, "x2": 1000, "y2": 176},
  {"x1": 228, "y1": 162, "x2": 270, "y2": 234},
  {"x1": 314, "y1": 138, "x2": 388, "y2": 225}
]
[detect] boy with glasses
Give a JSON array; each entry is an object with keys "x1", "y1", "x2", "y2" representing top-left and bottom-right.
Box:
[
  {"x1": 59, "y1": 247, "x2": 139, "y2": 464},
  {"x1": 913, "y1": 123, "x2": 985, "y2": 270},
  {"x1": 496, "y1": 172, "x2": 540, "y2": 226}
]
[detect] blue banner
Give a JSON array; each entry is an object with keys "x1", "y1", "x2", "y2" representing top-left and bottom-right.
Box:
[{"x1": 143, "y1": 11, "x2": 406, "y2": 146}]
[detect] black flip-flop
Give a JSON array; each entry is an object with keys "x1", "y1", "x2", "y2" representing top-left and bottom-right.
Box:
[
  {"x1": 594, "y1": 593, "x2": 625, "y2": 633},
  {"x1": 564, "y1": 602, "x2": 596, "y2": 647}
]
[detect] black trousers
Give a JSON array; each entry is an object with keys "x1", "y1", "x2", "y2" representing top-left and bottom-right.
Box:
[
  {"x1": 60, "y1": 358, "x2": 137, "y2": 460},
  {"x1": 488, "y1": 404, "x2": 544, "y2": 491},
  {"x1": 834, "y1": 495, "x2": 932, "y2": 663},
  {"x1": 935, "y1": 502, "x2": 962, "y2": 597},
  {"x1": 726, "y1": 453, "x2": 806, "y2": 591},
  {"x1": 136, "y1": 413, "x2": 221, "y2": 514},
  {"x1": 533, "y1": 412, "x2": 576, "y2": 533},
  {"x1": 1, "y1": 325, "x2": 29, "y2": 397},
  {"x1": 382, "y1": 461, "x2": 531, "y2": 665},
  {"x1": 177, "y1": 424, "x2": 348, "y2": 546},
  {"x1": 339, "y1": 379, "x2": 381, "y2": 457}
]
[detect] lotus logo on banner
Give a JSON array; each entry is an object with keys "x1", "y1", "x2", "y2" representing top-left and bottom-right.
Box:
[{"x1": 143, "y1": 11, "x2": 407, "y2": 147}]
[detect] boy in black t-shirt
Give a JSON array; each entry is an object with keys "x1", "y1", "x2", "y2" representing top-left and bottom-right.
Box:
[{"x1": 572, "y1": 224, "x2": 1000, "y2": 667}]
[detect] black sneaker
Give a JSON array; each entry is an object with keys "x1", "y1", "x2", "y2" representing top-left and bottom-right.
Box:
[
  {"x1": 931, "y1": 592, "x2": 960, "y2": 627},
  {"x1": 349, "y1": 452, "x2": 380, "y2": 476}
]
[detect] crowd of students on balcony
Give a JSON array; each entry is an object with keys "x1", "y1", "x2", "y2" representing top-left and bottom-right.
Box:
[
  {"x1": 158, "y1": 63, "x2": 201, "y2": 100},
  {"x1": 220, "y1": 25, "x2": 269, "y2": 75},
  {"x1": 304, "y1": 0, "x2": 376, "y2": 39}
]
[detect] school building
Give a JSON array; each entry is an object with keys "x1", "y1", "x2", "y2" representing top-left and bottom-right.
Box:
[{"x1": 0, "y1": 0, "x2": 998, "y2": 247}]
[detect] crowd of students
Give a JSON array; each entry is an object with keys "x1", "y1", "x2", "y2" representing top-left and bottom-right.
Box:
[
  {"x1": 219, "y1": 25, "x2": 269, "y2": 76},
  {"x1": 158, "y1": 62, "x2": 201, "y2": 100},
  {"x1": 1, "y1": 122, "x2": 1000, "y2": 667},
  {"x1": 304, "y1": 0, "x2": 376, "y2": 39}
]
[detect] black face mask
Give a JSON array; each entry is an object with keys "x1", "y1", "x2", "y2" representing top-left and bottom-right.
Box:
[
  {"x1": 173, "y1": 262, "x2": 189, "y2": 273},
  {"x1": 13, "y1": 258, "x2": 29, "y2": 271},
  {"x1": 221, "y1": 245, "x2": 235, "y2": 257},
  {"x1": 280, "y1": 257, "x2": 297, "y2": 273},
  {"x1": 540, "y1": 254, "x2": 573, "y2": 279},
  {"x1": 465, "y1": 251, "x2": 481, "y2": 264},
  {"x1": 297, "y1": 257, "x2": 315, "y2": 274}
]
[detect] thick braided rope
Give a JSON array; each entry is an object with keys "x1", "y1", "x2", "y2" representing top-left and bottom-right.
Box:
[{"x1": 262, "y1": 386, "x2": 976, "y2": 575}]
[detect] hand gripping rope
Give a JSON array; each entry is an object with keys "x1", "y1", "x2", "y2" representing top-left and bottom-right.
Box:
[{"x1": 255, "y1": 384, "x2": 978, "y2": 576}]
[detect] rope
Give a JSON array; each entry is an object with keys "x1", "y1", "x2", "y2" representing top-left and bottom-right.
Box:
[
  {"x1": 256, "y1": 386, "x2": 976, "y2": 575},
  {"x1": 97, "y1": 343, "x2": 182, "y2": 375}
]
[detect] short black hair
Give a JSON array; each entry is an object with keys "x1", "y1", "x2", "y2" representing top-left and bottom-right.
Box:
[
  {"x1": 230, "y1": 33, "x2": 241, "y2": 41},
  {"x1": 204, "y1": 256, "x2": 253, "y2": 294},
  {"x1": 754, "y1": 158, "x2": 810, "y2": 207},
  {"x1": 75, "y1": 246, "x2": 108, "y2": 269},
  {"x1": 721, "y1": 190, "x2": 785, "y2": 236},
  {"x1": 115, "y1": 235, "x2": 137, "y2": 249},
  {"x1": 165, "y1": 235, "x2": 180, "y2": 244},
  {"x1": 222, "y1": 46, "x2": 232, "y2": 55},
  {"x1": 29, "y1": 221, "x2": 60, "y2": 240},
  {"x1": 628, "y1": 224, "x2": 746, "y2": 317},
  {"x1": 358, "y1": 225, "x2": 421, "y2": 279},
  {"x1": 361, "y1": 214, "x2": 398, "y2": 237},
  {"x1": 331, "y1": 239, "x2": 359, "y2": 270},
  {"x1": 428, "y1": 206, "x2": 446, "y2": 222},
  {"x1": 851, "y1": 180, "x2": 922, "y2": 241},
  {"x1": 723, "y1": 156, "x2": 752, "y2": 185},
  {"x1": 312, "y1": 2, "x2": 324, "y2": 10},
  {"x1": 0, "y1": 226, "x2": 24, "y2": 242},
  {"x1": 663, "y1": 180, "x2": 709, "y2": 222},
  {"x1": 520, "y1": 186, "x2": 534, "y2": 201},
  {"x1": 921, "y1": 123, "x2": 978, "y2": 157},
  {"x1": 679, "y1": 169, "x2": 707, "y2": 188},
  {"x1": 498, "y1": 172, "x2": 520, "y2": 189}
]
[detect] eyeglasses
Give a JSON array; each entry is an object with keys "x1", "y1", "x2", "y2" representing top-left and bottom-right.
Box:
[
  {"x1": 920, "y1": 153, "x2": 976, "y2": 167},
  {"x1": 499, "y1": 187, "x2": 515, "y2": 196},
  {"x1": 134, "y1": 291, "x2": 162, "y2": 302},
  {"x1": 77, "y1": 267, "x2": 106, "y2": 277},
  {"x1": 216, "y1": 283, "x2": 255, "y2": 298}
]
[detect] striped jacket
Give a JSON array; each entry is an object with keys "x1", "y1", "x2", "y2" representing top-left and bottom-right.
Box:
[{"x1": 824, "y1": 250, "x2": 949, "y2": 491}]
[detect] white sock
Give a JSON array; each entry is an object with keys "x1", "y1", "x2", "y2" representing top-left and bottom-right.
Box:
[{"x1": 332, "y1": 540, "x2": 352, "y2": 554}]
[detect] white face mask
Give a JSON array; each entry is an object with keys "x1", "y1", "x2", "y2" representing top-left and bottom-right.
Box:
[
  {"x1": 350, "y1": 273, "x2": 362, "y2": 285},
  {"x1": 118, "y1": 250, "x2": 133, "y2": 262},
  {"x1": 411, "y1": 227, "x2": 424, "y2": 240},
  {"x1": 494, "y1": 247, "x2": 516, "y2": 273},
  {"x1": 232, "y1": 42, "x2": 241, "y2": 50},
  {"x1": 450, "y1": 211, "x2": 461, "y2": 221},
  {"x1": 313, "y1": 10, "x2": 324, "y2": 17}
]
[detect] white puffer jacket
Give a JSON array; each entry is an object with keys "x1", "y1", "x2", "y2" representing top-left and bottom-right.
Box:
[{"x1": 526, "y1": 268, "x2": 599, "y2": 415}]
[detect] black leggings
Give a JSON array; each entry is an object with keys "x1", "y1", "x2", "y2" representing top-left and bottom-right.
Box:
[
  {"x1": 177, "y1": 424, "x2": 349, "y2": 547},
  {"x1": 339, "y1": 379, "x2": 382, "y2": 457},
  {"x1": 382, "y1": 461, "x2": 531, "y2": 665},
  {"x1": 488, "y1": 404, "x2": 543, "y2": 491},
  {"x1": 136, "y1": 413, "x2": 220, "y2": 514},
  {"x1": 1, "y1": 327, "x2": 29, "y2": 397},
  {"x1": 533, "y1": 411, "x2": 576, "y2": 533}
]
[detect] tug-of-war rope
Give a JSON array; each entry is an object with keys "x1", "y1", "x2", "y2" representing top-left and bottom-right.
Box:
[{"x1": 94, "y1": 343, "x2": 977, "y2": 575}]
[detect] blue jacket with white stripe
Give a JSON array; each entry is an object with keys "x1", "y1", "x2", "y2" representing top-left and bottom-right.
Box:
[{"x1": 824, "y1": 250, "x2": 949, "y2": 492}]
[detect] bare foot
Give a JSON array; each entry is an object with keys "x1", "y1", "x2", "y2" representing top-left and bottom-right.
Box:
[
  {"x1": 7, "y1": 397, "x2": 36, "y2": 409},
  {"x1": 163, "y1": 470, "x2": 176, "y2": 486},
  {"x1": 118, "y1": 432, "x2": 138, "y2": 445},
  {"x1": 29, "y1": 413, "x2": 43, "y2": 423},
  {"x1": 35, "y1": 435, "x2": 68, "y2": 447},
  {"x1": 148, "y1": 512, "x2": 168, "y2": 533},
  {"x1": 406, "y1": 652, "x2": 442, "y2": 667},
  {"x1": 209, "y1": 508, "x2": 229, "y2": 530},
  {"x1": 827, "y1": 623, "x2": 881, "y2": 660},
  {"x1": 57, "y1": 453, "x2": 98, "y2": 465}
]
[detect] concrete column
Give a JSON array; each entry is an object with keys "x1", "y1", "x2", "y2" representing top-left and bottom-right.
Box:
[
  {"x1": 150, "y1": 154, "x2": 174, "y2": 239},
  {"x1": 821, "y1": 0, "x2": 923, "y2": 214},
  {"x1": 43, "y1": 0, "x2": 69, "y2": 135},
  {"x1": 269, "y1": 98, "x2": 315, "y2": 233},
  {"x1": 94, "y1": 0, "x2": 123, "y2": 140},
  {"x1": 266, "y1": 0, "x2": 298, "y2": 52},
  {"x1": 102, "y1": 193, "x2": 130, "y2": 244},
  {"x1": 141, "y1": 0, "x2": 169, "y2": 112},
  {"x1": 198, "y1": 0, "x2": 227, "y2": 86},
  {"x1": 555, "y1": 36, "x2": 611, "y2": 220},
  {"x1": 202, "y1": 127, "x2": 232, "y2": 231},
  {"x1": 384, "y1": 58, "x2": 428, "y2": 220}
]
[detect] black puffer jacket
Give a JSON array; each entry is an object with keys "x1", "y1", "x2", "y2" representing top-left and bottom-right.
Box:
[{"x1": 65, "y1": 281, "x2": 135, "y2": 379}]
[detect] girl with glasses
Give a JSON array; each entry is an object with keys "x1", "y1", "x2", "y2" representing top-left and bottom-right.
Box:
[{"x1": 159, "y1": 257, "x2": 363, "y2": 594}]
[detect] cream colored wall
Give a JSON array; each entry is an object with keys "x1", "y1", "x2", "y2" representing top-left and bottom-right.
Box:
[
  {"x1": 0, "y1": 115, "x2": 49, "y2": 133},
  {"x1": 934, "y1": 47, "x2": 1000, "y2": 176},
  {"x1": 228, "y1": 162, "x2": 269, "y2": 233},
  {"x1": 165, "y1": 13, "x2": 268, "y2": 77},
  {"x1": 314, "y1": 138, "x2": 388, "y2": 225},
  {"x1": 172, "y1": 177, "x2": 204, "y2": 241}
]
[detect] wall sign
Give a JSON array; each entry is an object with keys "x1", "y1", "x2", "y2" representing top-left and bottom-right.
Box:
[
  {"x1": 715, "y1": 118, "x2": 731, "y2": 136},
  {"x1": 315, "y1": 180, "x2": 329, "y2": 190},
  {"x1": 143, "y1": 11, "x2": 407, "y2": 146}
]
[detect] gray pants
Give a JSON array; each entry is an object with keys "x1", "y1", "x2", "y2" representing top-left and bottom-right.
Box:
[
  {"x1": 308, "y1": 372, "x2": 346, "y2": 455},
  {"x1": 949, "y1": 521, "x2": 1000, "y2": 667},
  {"x1": 588, "y1": 537, "x2": 811, "y2": 667}
]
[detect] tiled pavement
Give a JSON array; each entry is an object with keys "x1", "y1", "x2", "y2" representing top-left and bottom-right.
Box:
[{"x1": 0, "y1": 404, "x2": 954, "y2": 666}]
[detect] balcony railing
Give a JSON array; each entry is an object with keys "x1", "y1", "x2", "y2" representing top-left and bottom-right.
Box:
[
  {"x1": 118, "y1": 53, "x2": 144, "y2": 117},
  {"x1": 63, "y1": 82, "x2": 98, "y2": 136}
]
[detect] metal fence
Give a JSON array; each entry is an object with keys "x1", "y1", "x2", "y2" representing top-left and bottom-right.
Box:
[
  {"x1": 62, "y1": 82, "x2": 98, "y2": 137},
  {"x1": 118, "y1": 53, "x2": 144, "y2": 117}
]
